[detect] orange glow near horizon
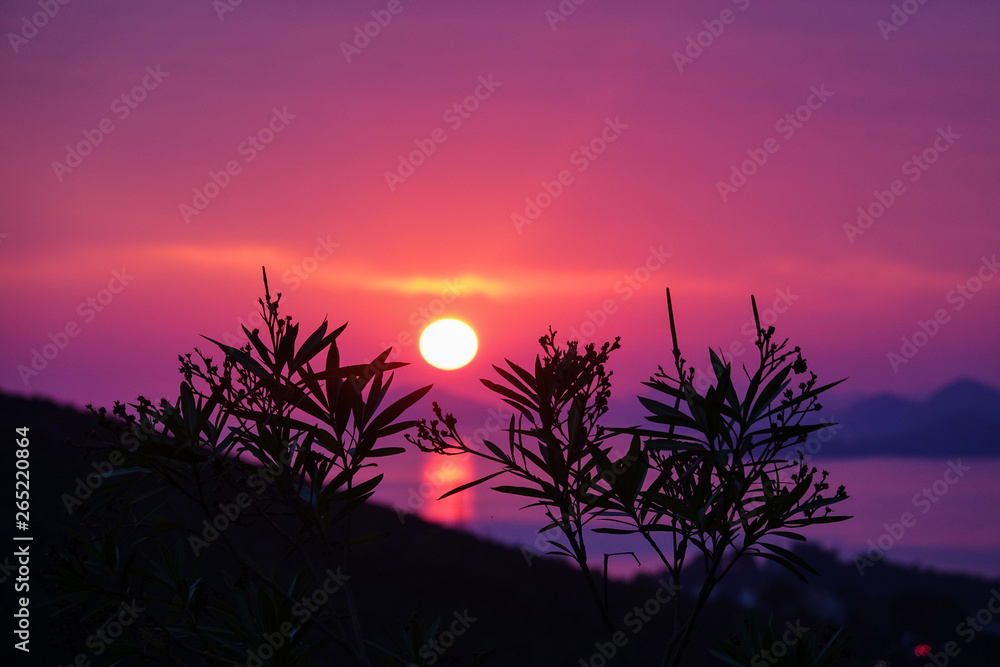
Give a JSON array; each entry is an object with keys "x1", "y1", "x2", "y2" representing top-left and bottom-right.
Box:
[{"x1": 421, "y1": 457, "x2": 474, "y2": 526}]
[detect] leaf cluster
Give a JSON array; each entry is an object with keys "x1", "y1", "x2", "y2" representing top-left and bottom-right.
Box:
[
  {"x1": 408, "y1": 291, "x2": 851, "y2": 667},
  {"x1": 48, "y1": 268, "x2": 434, "y2": 666}
]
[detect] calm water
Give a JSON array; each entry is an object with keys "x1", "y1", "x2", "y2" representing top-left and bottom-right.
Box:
[{"x1": 378, "y1": 457, "x2": 1000, "y2": 581}]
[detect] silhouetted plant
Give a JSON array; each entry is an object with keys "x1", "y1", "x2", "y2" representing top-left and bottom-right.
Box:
[
  {"x1": 368, "y1": 616, "x2": 494, "y2": 667},
  {"x1": 408, "y1": 289, "x2": 850, "y2": 667},
  {"x1": 45, "y1": 273, "x2": 852, "y2": 666},
  {"x1": 48, "y1": 268, "x2": 433, "y2": 665},
  {"x1": 710, "y1": 616, "x2": 851, "y2": 667},
  {"x1": 408, "y1": 329, "x2": 623, "y2": 634}
]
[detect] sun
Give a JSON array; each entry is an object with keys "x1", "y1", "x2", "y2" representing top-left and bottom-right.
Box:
[{"x1": 419, "y1": 319, "x2": 478, "y2": 370}]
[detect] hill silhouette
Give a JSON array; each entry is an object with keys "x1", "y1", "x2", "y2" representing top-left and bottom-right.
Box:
[
  {"x1": 823, "y1": 379, "x2": 1000, "y2": 458},
  {"x1": 2, "y1": 389, "x2": 999, "y2": 665}
]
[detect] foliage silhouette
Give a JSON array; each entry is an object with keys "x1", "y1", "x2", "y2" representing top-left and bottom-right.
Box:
[
  {"x1": 408, "y1": 289, "x2": 851, "y2": 667},
  {"x1": 710, "y1": 616, "x2": 851, "y2": 667},
  {"x1": 46, "y1": 273, "x2": 852, "y2": 666},
  {"x1": 46, "y1": 268, "x2": 462, "y2": 666}
]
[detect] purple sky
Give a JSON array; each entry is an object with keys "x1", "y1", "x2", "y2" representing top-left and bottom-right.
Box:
[
  {"x1": 1, "y1": 0, "x2": 999, "y2": 575},
  {"x1": 2, "y1": 0, "x2": 998, "y2": 411}
]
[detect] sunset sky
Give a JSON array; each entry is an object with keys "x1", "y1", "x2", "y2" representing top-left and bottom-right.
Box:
[
  {"x1": 2, "y1": 1, "x2": 999, "y2": 573},
  {"x1": 3, "y1": 0, "x2": 998, "y2": 410}
]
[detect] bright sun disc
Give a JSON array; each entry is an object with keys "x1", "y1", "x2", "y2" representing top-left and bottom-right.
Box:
[{"x1": 419, "y1": 319, "x2": 478, "y2": 370}]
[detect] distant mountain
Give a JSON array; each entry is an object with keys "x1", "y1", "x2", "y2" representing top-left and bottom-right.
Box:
[
  {"x1": 834, "y1": 394, "x2": 926, "y2": 438},
  {"x1": 927, "y1": 378, "x2": 1000, "y2": 420},
  {"x1": 428, "y1": 379, "x2": 1000, "y2": 459},
  {"x1": 821, "y1": 379, "x2": 1000, "y2": 458}
]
